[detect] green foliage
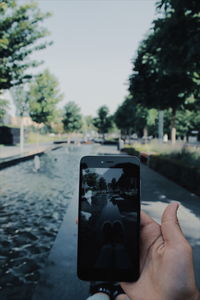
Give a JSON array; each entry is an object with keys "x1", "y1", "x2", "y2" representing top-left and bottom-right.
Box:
[
  {"x1": 28, "y1": 69, "x2": 63, "y2": 125},
  {"x1": 124, "y1": 141, "x2": 183, "y2": 155},
  {"x1": 114, "y1": 97, "x2": 137, "y2": 135},
  {"x1": 93, "y1": 105, "x2": 113, "y2": 136},
  {"x1": 124, "y1": 141, "x2": 200, "y2": 164},
  {"x1": 114, "y1": 97, "x2": 157, "y2": 137},
  {"x1": 129, "y1": 0, "x2": 200, "y2": 112},
  {"x1": 124, "y1": 142, "x2": 200, "y2": 195},
  {"x1": 163, "y1": 109, "x2": 200, "y2": 139},
  {"x1": 62, "y1": 101, "x2": 82, "y2": 133},
  {"x1": 82, "y1": 115, "x2": 96, "y2": 133},
  {"x1": 11, "y1": 85, "x2": 29, "y2": 117},
  {"x1": 27, "y1": 131, "x2": 62, "y2": 144},
  {"x1": 149, "y1": 154, "x2": 200, "y2": 195},
  {"x1": 0, "y1": 0, "x2": 52, "y2": 90}
]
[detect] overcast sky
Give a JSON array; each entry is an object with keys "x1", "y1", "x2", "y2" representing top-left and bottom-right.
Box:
[{"x1": 11, "y1": 0, "x2": 157, "y2": 117}]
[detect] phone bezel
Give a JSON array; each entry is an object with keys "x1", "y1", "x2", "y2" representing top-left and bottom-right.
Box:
[{"x1": 77, "y1": 155, "x2": 140, "y2": 282}]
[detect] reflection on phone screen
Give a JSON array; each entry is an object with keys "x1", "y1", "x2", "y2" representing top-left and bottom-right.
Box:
[{"x1": 79, "y1": 164, "x2": 139, "y2": 272}]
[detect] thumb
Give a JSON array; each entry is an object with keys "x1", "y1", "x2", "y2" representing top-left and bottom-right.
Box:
[{"x1": 161, "y1": 202, "x2": 185, "y2": 244}]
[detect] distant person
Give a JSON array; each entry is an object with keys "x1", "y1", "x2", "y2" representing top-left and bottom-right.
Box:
[{"x1": 86, "y1": 203, "x2": 200, "y2": 300}]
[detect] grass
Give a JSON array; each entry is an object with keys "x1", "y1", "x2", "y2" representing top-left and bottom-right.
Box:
[
  {"x1": 125, "y1": 140, "x2": 200, "y2": 168},
  {"x1": 27, "y1": 132, "x2": 65, "y2": 144},
  {"x1": 125, "y1": 140, "x2": 184, "y2": 154}
]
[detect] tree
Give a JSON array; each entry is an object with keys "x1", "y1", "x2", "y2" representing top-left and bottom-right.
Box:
[
  {"x1": 93, "y1": 105, "x2": 113, "y2": 140},
  {"x1": 129, "y1": 0, "x2": 200, "y2": 143},
  {"x1": 164, "y1": 108, "x2": 200, "y2": 141},
  {"x1": 62, "y1": 101, "x2": 82, "y2": 133},
  {"x1": 114, "y1": 97, "x2": 157, "y2": 138},
  {"x1": 0, "y1": 0, "x2": 51, "y2": 91},
  {"x1": 114, "y1": 97, "x2": 137, "y2": 137},
  {"x1": 28, "y1": 69, "x2": 63, "y2": 127},
  {"x1": 82, "y1": 115, "x2": 96, "y2": 134},
  {"x1": 11, "y1": 85, "x2": 29, "y2": 117},
  {"x1": 50, "y1": 109, "x2": 64, "y2": 134}
]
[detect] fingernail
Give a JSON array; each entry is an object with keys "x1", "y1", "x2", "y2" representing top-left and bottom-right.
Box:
[{"x1": 171, "y1": 201, "x2": 180, "y2": 207}]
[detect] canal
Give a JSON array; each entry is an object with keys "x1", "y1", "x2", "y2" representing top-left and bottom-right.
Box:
[
  {"x1": 0, "y1": 144, "x2": 96, "y2": 299},
  {"x1": 0, "y1": 144, "x2": 199, "y2": 300}
]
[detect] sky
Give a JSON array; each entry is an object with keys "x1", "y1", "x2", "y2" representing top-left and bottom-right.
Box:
[{"x1": 12, "y1": 0, "x2": 157, "y2": 117}]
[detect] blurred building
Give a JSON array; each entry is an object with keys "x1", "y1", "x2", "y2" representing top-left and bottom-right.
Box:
[{"x1": 10, "y1": 116, "x2": 39, "y2": 127}]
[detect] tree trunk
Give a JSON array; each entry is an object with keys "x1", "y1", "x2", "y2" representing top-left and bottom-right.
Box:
[
  {"x1": 143, "y1": 126, "x2": 148, "y2": 140},
  {"x1": 102, "y1": 132, "x2": 105, "y2": 141},
  {"x1": 128, "y1": 128, "x2": 132, "y2": 144},
  {"x1": 158, "y1": 110, "x2": 164, "y2": 142},
  {"x1": 20, "y1": 115, "x2": 24, "y2": 153},
  {"x1": 171, "y1": 108, "x2": 176, "y2": 144}
]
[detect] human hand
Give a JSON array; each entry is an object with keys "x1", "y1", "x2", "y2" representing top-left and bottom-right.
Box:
[{"x1": 121, "y1": 203, "x2": 200, "y2": 300}]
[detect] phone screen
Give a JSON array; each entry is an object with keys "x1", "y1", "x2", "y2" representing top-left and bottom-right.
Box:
[{"x1": 78, "y1": 156, "x2": 140, "y2": 282}]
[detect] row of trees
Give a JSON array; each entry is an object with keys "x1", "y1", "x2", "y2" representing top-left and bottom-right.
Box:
[
  {"x1": 0, "y1": 1, "x2": 82, "y2": 135},
  {"x1": 0, "y1": 0, "x2": 111, "y2": 138},
  {"x1": 10, "y1": 70, "x2": 83, "y2": 133},
  {"x1": 0, "y1": 1, "x2": 51, "y2": 91},
  {"x1": 128, "y1": 0, "x2": 200, "y2": 143},
  {"x1": 62, "y1": 0, "x2": 200, "y2": 142},
  {"x1": 92, "y1": 102, "x2": 200, "y2": 142},
  {"x1": 114, "y1": 96, "x2": 200, "y2": 141},
  {"x1": 1, "y1": 0, "x2": 199, "y2": 142},
  {"x1": 0, "y1": 0, "x2": 54, "y2": 125}
]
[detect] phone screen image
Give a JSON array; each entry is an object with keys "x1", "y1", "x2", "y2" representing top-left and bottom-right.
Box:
[{"x1": 78, "y1": 156, "x2": 140, "y2": 282}]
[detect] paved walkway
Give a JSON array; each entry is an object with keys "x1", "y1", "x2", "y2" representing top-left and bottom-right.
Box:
[{"x1": 32, "y1": 145, "x2": 200, "y2": 300}]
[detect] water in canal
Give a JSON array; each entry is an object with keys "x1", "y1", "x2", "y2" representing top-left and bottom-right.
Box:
[
  {"x1": 0, "y1": 144, "x2": 95, "y2": 300},
  {"x1": 0, "y1": 144, "x2": 200, "y2": 300}
]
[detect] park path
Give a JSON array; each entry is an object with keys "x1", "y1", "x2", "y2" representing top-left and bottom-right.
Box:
[{"x1": 32, "y1": 145, "x2": 200, "y2": 300}]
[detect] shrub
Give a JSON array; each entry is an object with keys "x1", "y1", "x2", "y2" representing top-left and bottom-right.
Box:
[{"x1": 123, "y1": 144, "x2": 200, "y2": 196}]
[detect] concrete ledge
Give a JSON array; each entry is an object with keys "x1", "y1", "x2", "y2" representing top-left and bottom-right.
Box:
[
  {"x1": 0, "y1": 145, "x2": 63, "y2": 170},
  {"x1": 32, "y1": 191, "x2": 89, "y2": 300}
]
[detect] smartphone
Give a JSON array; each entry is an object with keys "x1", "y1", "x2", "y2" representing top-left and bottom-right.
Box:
[{"x1": 77, "y1": 155, "x2": 140, "y2": 282}]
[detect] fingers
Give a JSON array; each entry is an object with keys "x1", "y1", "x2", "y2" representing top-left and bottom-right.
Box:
[
  {"x1": 140, "y1": 211, "x2": 161, "y2": 246},
  {"x1": 141, "y1": 210, "x2": 158, "y2": 227},
  {"x1": 161, "y1": 202, "x2": 185, "y2": 244},
  {"x1": 140, "y1": 211, "x2": 162, "y2": 269}
]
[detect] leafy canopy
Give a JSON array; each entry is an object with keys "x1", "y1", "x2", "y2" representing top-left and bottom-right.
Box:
[
  {"x1": 129, "y1": 0, "x2": 200, "y2": 112},
  {"x1": 10, "y1": 85, "x2": 29, "y2": 117},
  {"x1": 28, "y1": 69, "x2": 63, "y2": 125},
  {"x1": 0, "y1": 0, "x2": 51, "y2": 90},
  {"x1": 62, "y1": 101, "x2": 82, "y2": 133},
  {"x1": 93, "y1": 105, "x2": 113, "y2": 135},
  {"x1": 115, "y1": 97, "x2": 157, "y2": 137}
]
